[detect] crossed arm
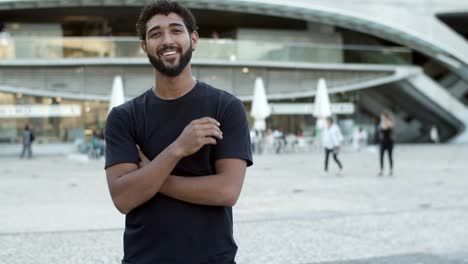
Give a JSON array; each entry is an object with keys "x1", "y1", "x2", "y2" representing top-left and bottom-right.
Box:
[
  {"x1": 160, "y1": 162, "x2": 246, "y2": 206},
  {"x1": 105, "y1": 117, "x2": 247, "y2": 214},
  {"x1": 106, "y1": 156, "x2": 247, "y2": 214}
]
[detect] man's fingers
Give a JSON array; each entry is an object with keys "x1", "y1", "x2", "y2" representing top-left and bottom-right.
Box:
[
  {"x1": 177, "y1": 118, "x2": 222, "y2": 157},
  {"x1": 193, "y1": 123, "x2": 219, "y2": 131},
  {"x1": 208, "y1": 129, "x2": 223, "y2": 139},
  {"x1": 136, "y1": 145, "x2": 150, "y2": 168},
  {"x1": 136, "y1": 145, "x2": 150, "y2": 162},
  {"x1": 201, "y1": 137, "x2": 217, "y2": 145},
  {"x1": 193, "y1": 117, "x2": 220, "y2": 126},
  {"x1": 195, "y1": 127, "x2": 222, "y2": 140},
  {"x1": 196, "y1": 124, "x2": 222, "y2": 134}
]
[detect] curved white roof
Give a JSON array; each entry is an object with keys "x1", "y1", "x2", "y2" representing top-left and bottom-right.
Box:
[
  {"x1": 266, "y1": 0, "x2": 468, "y2": 66},
  {"x1": 1, "y1": 0, "x2": 468, "y2": 67}
]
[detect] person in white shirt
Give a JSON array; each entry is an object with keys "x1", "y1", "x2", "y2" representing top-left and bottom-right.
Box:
[
  {"x1": 357, "y1": 127, "x2": 368, "y2": 151},
  {"x1": 322, "y1": 117, "x2": 343, "y2": 175}
]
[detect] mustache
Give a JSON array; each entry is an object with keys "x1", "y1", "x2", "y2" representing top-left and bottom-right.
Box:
[{"x1": 157, "y1": 45, "x2": 182, "y2": 54}]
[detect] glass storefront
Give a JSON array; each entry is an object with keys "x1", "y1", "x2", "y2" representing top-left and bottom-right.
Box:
[
  {"x1": 0, "y1": 92, "x2": 108, "y2": 143},
  {"x1": 0, "y1": 89, "x2": 375, "y2": 145},
  {"x1": 245, "y1": 91, "x2": 374, "y2": 141}
]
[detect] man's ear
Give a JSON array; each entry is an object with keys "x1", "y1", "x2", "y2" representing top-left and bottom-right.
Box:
[
  {"x1": 140, "y1": 41, "x2": 147, "y2": 54},
  {"x1": 191, "y1": 31, "x2": 199, "y2": 51}
]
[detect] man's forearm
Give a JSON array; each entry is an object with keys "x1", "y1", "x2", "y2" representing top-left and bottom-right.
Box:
[
  {"x1": 159, "y1": 174, "x2": 239, "y2": 206},
  {"x1": 108, "y1": 144, "x2": 182, "y2": 214}
]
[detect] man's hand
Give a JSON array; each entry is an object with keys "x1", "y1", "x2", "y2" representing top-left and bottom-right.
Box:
[
  {"x1": 136, "y1": 117, "x2": 223, "y2": 167},
  {"x1": 171, "y1": 117, "x2": 223, "y2": 158},
  {"x1": 137, "y1": 138, "x2": 246, "y2": 207},
  {"x1": 137, "y1": 145, "x2": 151, "y2": 168}
]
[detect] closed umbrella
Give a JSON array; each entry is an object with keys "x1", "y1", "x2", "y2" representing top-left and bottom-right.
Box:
[
  {"x1": 108, "y1": 75, "x2": 125, "y2": 114},
  {"x1": 250, "y1": 77, "x2": 271, "y2": 131},
  {"x1": 313, "y1": 78, "x2": 332, "y2": 129}
]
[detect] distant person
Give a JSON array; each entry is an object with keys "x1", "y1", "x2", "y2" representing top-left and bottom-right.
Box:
[
  {"x1": 296, "y1": 130, "x2": 303, "y2": 138},
  {"x1": 104, "y1": 1, "x2": 253, "y2": 263},
  {"x1": 20, "y1": 125, "x2": 34, "y2": 159},
  {"x1": 256, "y1": 130, "x2": 265, "y2": 154},
  {"x1": 250, "y1": 129, "x2": 258, "y2": 154},
  {"x1": 296, "y1": 130, "x2": 307, "y2": 151},
  {"x1": 264, "y1": 128, "x2": 275, "y2": 153},
  {"x1": 430, "y1": 125, "x2": 439, "y2": 143},
  {"x1": 273, "y1": 129, "x2": 284, "y2": 154},
  {"x1": 353, "y1": 127, "x2": 368, "y2": 151},
  {"x1": 286, "y1": 133, "x2": 298, "y2": 153},
  {"x1": 211, "y1": 30, "x2": 220, "y2": 39},
  {"x1": 90, "y1": 131, "x2": 103, "y2": 159},
  {"x1": 373, "y1": 116, "x2": 380, "y2": 144},
  {"x1": 98, "y1": 129, "x2": 106, "y2": 154},
  {"x1": 323, "y1": 117, "x2": 343, "y2": 175},
  {"x1": 378, "y1": 112, "x2": 394, "y2": 176}
]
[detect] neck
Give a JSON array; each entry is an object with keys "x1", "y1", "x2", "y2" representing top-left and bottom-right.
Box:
[{"x1": 153, "y1": 65, "x2": 196, "y2": 100}]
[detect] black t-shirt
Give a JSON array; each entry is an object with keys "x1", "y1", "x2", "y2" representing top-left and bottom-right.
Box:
[{"x1": 105, "y1": 81, "x2": 253, "y2": 264}]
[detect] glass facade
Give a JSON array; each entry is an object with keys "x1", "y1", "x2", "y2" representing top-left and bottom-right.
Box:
[
  {"x1": 0, "y1": 37, "x2": 413, "y2": 65},
  {"x1": 0, "y1": 91, "x2": 108, "y2": 143},
  {"x1": 0, "y1": 89, "x2": 371, "y2": 145}
]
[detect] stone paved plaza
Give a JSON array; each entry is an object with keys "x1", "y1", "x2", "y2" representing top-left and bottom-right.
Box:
[{"x1": 1, "y1": 144, "x2": 468, "y2": 263}]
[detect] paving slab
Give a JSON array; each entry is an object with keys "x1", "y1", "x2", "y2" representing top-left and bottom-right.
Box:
[{"x1": 1, "y1": 144, "x2": 467, "y2": 263}]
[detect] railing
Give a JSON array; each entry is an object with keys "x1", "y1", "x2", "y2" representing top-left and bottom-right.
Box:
[{"x1": 0, "y1": 36, "x2": 412, "y2": 64}]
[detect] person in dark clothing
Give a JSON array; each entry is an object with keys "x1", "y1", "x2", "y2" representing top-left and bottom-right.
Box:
[
  {"x1": 20, "y1": 125, "x2": 34, "y2": 159},
  {"x1": 378, "y1": 112, "x2": 394, "y2": 176},
  {"x1": 104, "y1": 1, "x2": 253, "y2": 263},
  {"x1": 373, "y1": 116, "x2": 380, "y2": 145}
]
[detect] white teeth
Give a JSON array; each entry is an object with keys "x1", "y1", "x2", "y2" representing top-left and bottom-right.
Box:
[{"x1": 162, "y1": 51, "x2": 177, "y2": 56}]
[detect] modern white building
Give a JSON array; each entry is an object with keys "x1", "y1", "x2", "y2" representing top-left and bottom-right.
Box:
[{"x1": 0, "y1": 0, "x2": 467, "y2": 143}]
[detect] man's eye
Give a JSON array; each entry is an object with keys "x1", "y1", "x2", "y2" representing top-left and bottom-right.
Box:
[{"x1": 173, "y1": 29, "x2": 182, "y2": 33}]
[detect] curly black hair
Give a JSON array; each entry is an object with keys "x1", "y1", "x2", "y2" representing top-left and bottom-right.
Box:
[{"x1": 136, "y1": 0, "x2": 198, "y2": 41}]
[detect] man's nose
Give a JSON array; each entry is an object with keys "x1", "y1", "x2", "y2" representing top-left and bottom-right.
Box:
[{"x1": 161, "y1": 32, "x2": 175, "y2": 46}]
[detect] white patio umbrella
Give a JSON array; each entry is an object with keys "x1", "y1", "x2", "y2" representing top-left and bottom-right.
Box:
[
  {"x1": 313, "y1": 78, "x2": 332, "y2": 130},
  {"x1": 250, "y1": 77, "x2": 271, "y2": 131},
  {"x1": 108, "y1": 75, "x2": 125, "y2": 114}
]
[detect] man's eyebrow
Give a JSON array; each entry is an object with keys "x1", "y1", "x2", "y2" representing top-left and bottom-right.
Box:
[
  {"x1": 147, "y1": 23, "x2": 184, "y2": 34},
  {"x1": 169, "y1": 23, "x2": 184, "y2": 28},
  {"x1": 147, "y1": 25, "x2": 160, "y2": 35}
]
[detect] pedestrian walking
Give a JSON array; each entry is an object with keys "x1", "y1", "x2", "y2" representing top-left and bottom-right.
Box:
[
  {"x1": 323, "y1": 117, "x2": 343, "y2": 176},
  {"x1": 104, "y1": 1, "x2": 253, "y2": 263},
  {"x1": 20, "y1": 124, "x2": 34, "y2": 159},
  {"x1": 378, "y1": 112, "x2": 394, "y2": 176}
]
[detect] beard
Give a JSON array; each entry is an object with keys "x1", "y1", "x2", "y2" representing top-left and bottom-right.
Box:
[{"x1": 147, "y1": 42, "x2": 193, "y2": 77}]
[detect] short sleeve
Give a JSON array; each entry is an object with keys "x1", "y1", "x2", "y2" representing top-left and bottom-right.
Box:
[
  {"x1": 104, "y1": 107, "x2": 139, "y2": 169},
  {"x1": 215, "y1": 99, "x2": 253, "y2": 167}
]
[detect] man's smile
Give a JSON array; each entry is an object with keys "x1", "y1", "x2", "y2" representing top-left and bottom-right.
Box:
[{"x1": 158, "y1": 46, "x2": 181, "y2": 59}]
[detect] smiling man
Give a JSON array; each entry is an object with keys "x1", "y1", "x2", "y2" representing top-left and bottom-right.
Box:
[{"x1": 104, "y1": 0, "x2": 253, "y2": 263}]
